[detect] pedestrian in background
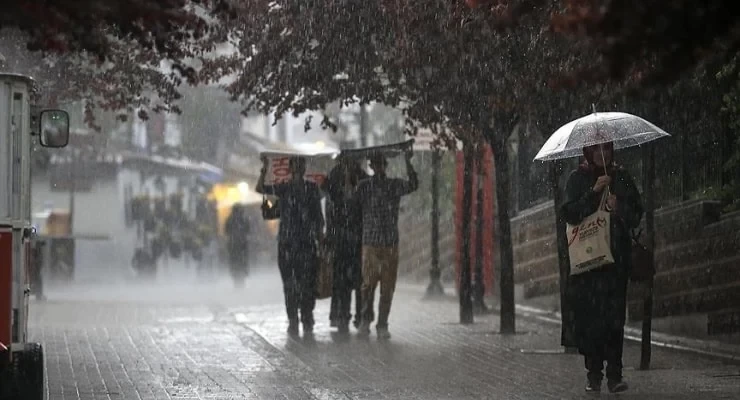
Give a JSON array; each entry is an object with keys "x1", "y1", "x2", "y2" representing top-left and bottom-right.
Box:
[
  {"x1": 323, "y1": 157, "x2": 369, "y2": 333},
  {"x1": 225, "y1": 204, "x2": 250, "y2": 287},
  {"x1": 257, "y1": 156, "x2": 324, "y2": 336}
]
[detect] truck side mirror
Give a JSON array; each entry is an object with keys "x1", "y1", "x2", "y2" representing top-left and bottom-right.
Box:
[{"x1": 39, "y1": 110, "x2": 70, "y2": 148}]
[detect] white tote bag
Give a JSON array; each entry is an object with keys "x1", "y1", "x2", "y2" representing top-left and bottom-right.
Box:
[{"x1": 567, "y1": 190, "x2": 614, "y2": 275}]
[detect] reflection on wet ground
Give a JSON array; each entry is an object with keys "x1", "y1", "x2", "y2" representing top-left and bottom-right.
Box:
[{"x1": 29, "y1": 267, "x2": 740, "y2": 400}]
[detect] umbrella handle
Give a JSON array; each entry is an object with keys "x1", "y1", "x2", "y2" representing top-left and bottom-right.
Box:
[
  {"x1": 599, "y1": 143, "x2": 611, "y2": 198},
  {"x1": 597, "y1": 142, "x2": 611, "y2": 211},
  {"x1": 598, "y1": 188, "x2": 610, "y2": 211}
]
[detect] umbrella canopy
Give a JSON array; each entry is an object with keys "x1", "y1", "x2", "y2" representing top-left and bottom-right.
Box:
[{"x1": 534, "y1": 112, "x2": 670, "y2": 161}]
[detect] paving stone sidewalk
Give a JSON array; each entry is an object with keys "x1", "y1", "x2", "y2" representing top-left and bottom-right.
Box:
[{"x1": 27, "y1": 279, "x2": 740, "y2": 400}]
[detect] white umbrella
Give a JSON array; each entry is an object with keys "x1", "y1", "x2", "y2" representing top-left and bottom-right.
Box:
[{"x1": 534, "y1": 112, "x2": 670, "y2": 161}]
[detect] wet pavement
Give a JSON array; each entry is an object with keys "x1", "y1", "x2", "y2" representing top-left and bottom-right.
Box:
[{"x1": 30, "y1": 269, "x2": 740, "y2": 400}]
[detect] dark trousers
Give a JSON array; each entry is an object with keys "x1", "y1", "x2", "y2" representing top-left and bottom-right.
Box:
[
  {"x1": 330, "y1": 280, "x2": 362, "y2": 324},
  {"x1": 584, "y1": 326, "x2": 625, "y2": 382},
  {"x1": 278, "y1": 241, "x2": 317, "y2": 326},
  {"x1": 329, "y1": 239, "x2": 365, "y2": 325},
  {"x1": 570, "y1": 263, "x2": 629, "y2": 383}
]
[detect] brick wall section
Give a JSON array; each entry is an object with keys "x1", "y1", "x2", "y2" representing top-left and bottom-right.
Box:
[
  {"x1": 509, "y1": 199, "x2": 740, "y2": 333},
  {"x1": 627, "y1": 204, "x2": 740, "y2": 323}
]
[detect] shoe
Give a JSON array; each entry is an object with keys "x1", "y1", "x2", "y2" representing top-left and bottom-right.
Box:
[
  {"x1": 585, "y1": 379, "x2": 601, "y2": 393},
  {"x1": 287, "y1": 322, "x2": 299, "y2": 336},
  {"x1": 357, "y1": 321, "x2": 371, "y2": 337},
  {"x1": 337, "y1": 322, "x2": 350, "y2": 334},
  {"x1": 301, "y1": 313, "x2": 315, "y2": 332},
  {"x1": 356, "y1": 313, "x2": 374, "y2": 326},
  {"x1": 376, "y1": 327, "x2": 391, "y2": 340},
  {"x1": 607, "y1": 380, "x2": 628, "y2": 393},
  {"x1": 330, "y1": 318, "x2": 338, "y2": 328}
]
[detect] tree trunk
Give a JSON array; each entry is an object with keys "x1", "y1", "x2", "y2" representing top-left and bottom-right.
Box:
[
  {"x1": 425, "y1": 149, "x2": 444, "y2": 298},
  {"x1": 459, "y1": 143, "x2": 475, "y2": 324},
  {"x1": 489, "y1": 136, "x2": 515, "y2": 334}
]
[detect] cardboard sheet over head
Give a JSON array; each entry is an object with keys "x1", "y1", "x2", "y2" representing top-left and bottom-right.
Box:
[
  {"x1": 338, "y1": 139, "x2": 415, "y2": 177},
  {"x1": 259, "y1": 150, "x2": 338, "y2": 191}
]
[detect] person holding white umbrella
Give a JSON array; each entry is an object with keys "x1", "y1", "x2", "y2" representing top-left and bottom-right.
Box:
[
  {"x1": 561, "y1": 141, "x2": 643, "y2": 393},
  {"x1": 537, "y1": 110, "x2": 669, "y2": 393}
]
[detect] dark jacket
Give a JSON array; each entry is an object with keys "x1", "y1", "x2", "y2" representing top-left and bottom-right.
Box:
[
  {"x1": 560, "y1": 164, "x2": 643, "y2": 354},
  {"x1": 263, "y1": 180, "x2": 324, "y2": 247},
  {"x1": 322, "y1": 165, "x2": 367, "y2": 246}
]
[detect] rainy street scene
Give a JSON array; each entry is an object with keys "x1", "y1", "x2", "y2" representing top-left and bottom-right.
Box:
[{"x1": 2, "y1": 1, "x2": 740, "y2": 400}]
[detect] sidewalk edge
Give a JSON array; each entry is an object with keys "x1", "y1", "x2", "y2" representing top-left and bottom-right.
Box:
[{"x1": 397, "y1": 282, "x2": 740, "y2": 364}]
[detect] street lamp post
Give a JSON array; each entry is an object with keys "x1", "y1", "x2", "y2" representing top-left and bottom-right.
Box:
[
  {"x1": 640, "y1": 143, "x2": 656, "y2": 370},
  {"x1": 68, "y1": 148, "x2": 77, "y2": 233}
]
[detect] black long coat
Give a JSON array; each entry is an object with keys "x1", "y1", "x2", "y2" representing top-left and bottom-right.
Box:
[{"x1": 560, "y1": 165, "x2": 643, "y2": 355}]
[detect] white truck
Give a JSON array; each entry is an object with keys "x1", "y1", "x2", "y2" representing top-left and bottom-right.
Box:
[{"x1": 0, "y1": 72, "x2": 69, "y2": 400}]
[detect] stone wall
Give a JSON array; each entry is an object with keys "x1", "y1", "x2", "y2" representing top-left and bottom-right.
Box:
[{"x1": 510, "y1": 198, "x2": 740, "y2": 337}]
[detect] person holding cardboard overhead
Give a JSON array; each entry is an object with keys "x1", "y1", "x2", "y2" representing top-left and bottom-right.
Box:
[
  {"x1": 257, "y1": 156, "x2": 324, "y2": 336},
  {"x1": 354, "y1": 150, "x2": 418, "y2": 340}
]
